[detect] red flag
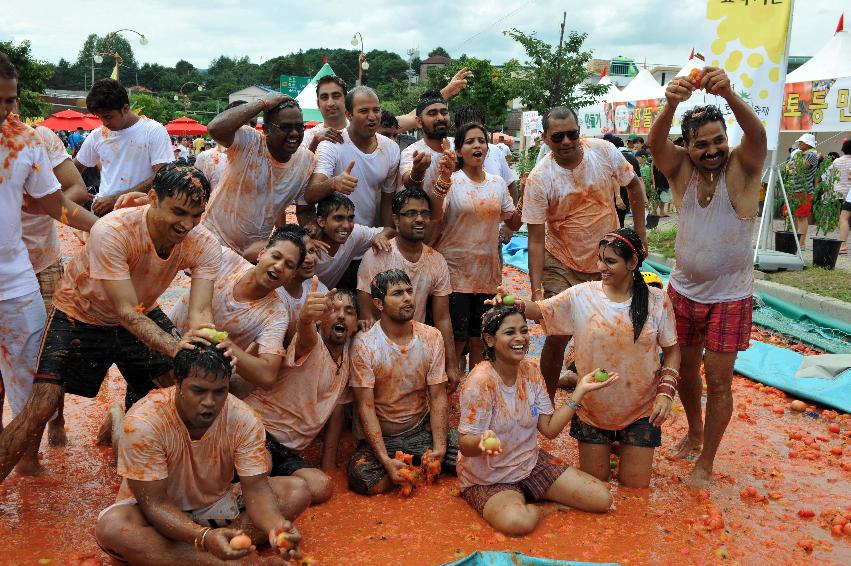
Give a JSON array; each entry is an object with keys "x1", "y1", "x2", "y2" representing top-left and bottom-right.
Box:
[
  {"x1": 689, "y1": 47, "x2": 695, "y2": 60},
  {"x1": 601, "y1": 66, "x2": 608, "y2": 78},
  {"x1": 837, "y1": 13, "x2": 845, "y2": 33}
]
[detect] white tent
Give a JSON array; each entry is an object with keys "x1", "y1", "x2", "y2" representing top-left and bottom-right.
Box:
[
  {"x1": 597, "y1": 73, "x2": 622, "y2": 103},
  {"x1": 577, "y1": 72, "x2": 621, "y2": 135},
  {"x1": 294, "y1": 62, "x2": 338, "y2": 122},
  {"x1": 614, "y1": 68, "x2": 665, "y2": 102},
  {"x1": 785, "y1": 26, "x2": 851, "y2": 82},
  {"x1": 675, "y1": 51, "x2": 705, "y2": 78}
]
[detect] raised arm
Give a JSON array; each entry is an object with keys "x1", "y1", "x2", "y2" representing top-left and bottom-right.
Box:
[
  {"x1": 304, "y1": 160, "x2": 357, "y2": 205},
  {"x1": 208, "y1": 92, "x2": 291, "y2": 148},
  {"x1": 647, "y1": 77, "x2": 694, "y2": 183},
  {"x1": 396, "y1": 68, "x2": 471, "y2": 133}
]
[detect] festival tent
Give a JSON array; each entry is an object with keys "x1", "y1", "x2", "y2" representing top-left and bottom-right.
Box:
[
  {"x1": 613, "y1": 68, "x2": 665, "y2": 102},
  {"x1": 295, "y1": 62, "x2": 338, "y2": 123},
  {"x1": 35, "y1": 109, "x2": 101, "y2": 131},
  {"x1": 165, "y1": 116, "x2": 207, "y2": 136},
  {"x1": 576, "y1": 69, "x2": 622, "y2": 136}
]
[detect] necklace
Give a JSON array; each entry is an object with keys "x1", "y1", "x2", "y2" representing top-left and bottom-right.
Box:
[{"x1": 698, "y1": 170, "x2": 720, "y2": 206}]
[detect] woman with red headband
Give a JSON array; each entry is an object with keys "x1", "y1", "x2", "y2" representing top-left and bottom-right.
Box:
[{"x1": 493, "y1": 227, "x2": 681, "y2": 488}]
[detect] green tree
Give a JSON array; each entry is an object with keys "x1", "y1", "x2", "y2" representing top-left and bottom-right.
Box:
[
  {"x1": 75, "y1": 33, "x2": 140, "y2": 86},
  {"x1": 0, "y1": 40, "x2": 53, "y2": 119},
  {"x1": 425, "y1": 57, "x2": 519, "y2": 127},
  {"x1": 505, "y1": 26, "x2": 607, "y2": 113},
  {"x1": 428, "y1": 47, "x2": 450, "y2": 59},
  {"x1": 129, "y1": 92, "x2": 177, "y2": 124}
]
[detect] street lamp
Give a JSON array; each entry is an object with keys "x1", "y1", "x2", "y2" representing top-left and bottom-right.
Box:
[
  {"x1": 174, "y1": 82, "x2": 205, "y2": 111},
  {"x1": 351, "y1": 32, "x2": 368, "y2": 86},
  {"x1": 90, "y1": 28, "x2": 148, "y2": 86}
]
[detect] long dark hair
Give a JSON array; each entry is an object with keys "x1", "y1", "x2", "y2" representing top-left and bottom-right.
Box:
[
  {"x1": 481, "y1": 306, "x2": 525, "y2": 362},
  {"x1": 455, "y1": 122, "x2": 488, "y2": 170},
  {"x1": 598, "y1": 227, "x2": 649, "y2": 342}
]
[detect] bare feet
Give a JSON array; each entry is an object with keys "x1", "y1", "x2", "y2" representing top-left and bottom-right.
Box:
[
  {"x1": 669, "y1": 433, "x2": 703, "y2": 460},
  {"x1": 48, "y1": 419, "x2": 68, "y2": 448},
  {"x1": 685, "y1": 465, "x2": 712, "y2": 489}
]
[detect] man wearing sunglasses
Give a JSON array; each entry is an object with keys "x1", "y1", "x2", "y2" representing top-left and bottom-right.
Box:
[
  {"x1": 204, "y1": 93, "x2": 315, "y2": 262},
  {"x1": 356, "y1": 188, "x2": 460, "y2": 393},
  {"x1": 522, "y1": 106, "x2": 647, "y2": 401}
]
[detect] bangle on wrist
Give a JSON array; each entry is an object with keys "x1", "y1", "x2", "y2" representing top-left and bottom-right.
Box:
[
  {"x1": 195, "y1": 527, "x2": 212, "y2": 550},
  {"x1": 410, "y1": 170, "x2": 424, "y2": 184},
  {"x1": 660, "y1": 367, "x2": 680, "y2": 381},
  {"x1": 564, "y1": 396, "x2": 582, "y2": 411}
]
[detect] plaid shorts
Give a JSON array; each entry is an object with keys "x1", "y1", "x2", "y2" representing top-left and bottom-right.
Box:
[
  {"x1": 667, "y1": 285, "x2": 752, "y2": 353},
  {"x1": 460, "y1": 450, "x2": 568, "y2": 516},
  {"x1": 36, "y1": 260, "x2": 63, "y2": 312}
]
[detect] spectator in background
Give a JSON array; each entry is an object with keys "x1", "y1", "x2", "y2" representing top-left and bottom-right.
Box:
[
  {"x1": 787, "y1": 133, "x2": 819, "y2": 249},
  {"x1": 67, "y1": 127, "x2": 86, "y2": 156},
  {"x1": 495, "y1": 135, "x2": 512, "y2": 163},
  {"x1": 378, "y1": 110, "x2": 399, "y2": 141},
  {"x1": 609, "y1": 136, "x2": 641, "y2": 228},
  {"x1": 192, "y1": 135, "x2": 205, "y2": 155},
  {"x1": 829, "y1": 139, "x2": 851, "y2": 254}
]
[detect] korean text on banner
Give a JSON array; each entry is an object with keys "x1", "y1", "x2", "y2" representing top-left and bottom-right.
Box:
[{"x1": 704, "y1": 0, "x2": 793, "y2": 149}]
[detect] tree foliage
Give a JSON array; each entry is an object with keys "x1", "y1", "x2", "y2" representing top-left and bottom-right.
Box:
[
  {"x1": 505, "y1": 27, "x2": 607, "y2": 113},
  {"x1": 428, "y1": 47, "x2": 450, "y2": 59},
  {"x1": 0, "y1": 40, "x2": 53, "y2": 119}
]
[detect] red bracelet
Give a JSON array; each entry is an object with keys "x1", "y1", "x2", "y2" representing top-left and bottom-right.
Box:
[
  {"x1": 660, "y1": 367, "x2": 681, "y2": 381},
  {"x1": 656, "y1": 382, "x2": 677, "y2": 398}
]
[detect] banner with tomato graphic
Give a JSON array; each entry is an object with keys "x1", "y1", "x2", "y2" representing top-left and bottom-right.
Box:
[{"x1": 781, "y1": 78, "x2": 851, "y2": 131}]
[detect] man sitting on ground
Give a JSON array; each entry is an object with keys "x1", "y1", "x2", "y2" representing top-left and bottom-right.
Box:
[
  {"x1": 95, "y1": 345, "x2": 308, "y2": 565},
  {"x1": 348, "y1": 269, "x2": 457, "y2": 495},
  {"x1": 246, "y1": 278, "x2": 358, "y2": 505}
]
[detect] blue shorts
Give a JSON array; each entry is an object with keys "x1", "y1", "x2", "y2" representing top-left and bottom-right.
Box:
[{"x1": 569, "y1": 415, "x2": 661, "y2": 448}]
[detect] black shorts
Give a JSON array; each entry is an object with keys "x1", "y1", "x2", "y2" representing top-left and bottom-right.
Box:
[
  {"x1": 842, "y1": 201, "x2": 851, "y2": 213},
  {"x1": 448, "y1": 292, "x2": 491, "y2": 341},
  {"x1": 266, "y1": 433, "x2": 314, "y2": 476},
  {"x1": 34, "y1": 307, "x2": 177, "y2": 399},
  {"x1": 569, "y1": 415, "x2": 662, "y2": 448}
]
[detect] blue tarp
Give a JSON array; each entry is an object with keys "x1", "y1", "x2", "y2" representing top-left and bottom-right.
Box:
[
  {"x1": 443, "y1": 551, "x2": 619, "y2": 566},
  {"x1": 503, "y1": 236, "x2": 530, "y2": 273}
]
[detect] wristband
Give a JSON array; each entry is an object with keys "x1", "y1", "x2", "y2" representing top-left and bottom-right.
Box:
[
  {"x1": 410, "y1": 170, "x2": 424, "y2": 184},
  {"x1": 656, "y1": 382, "x2": 677, "y2": 398},
  {"x1": 194, "y1": 527, "x2": 212, "y2": 550},
  {"x1": 564, "y1": 396, "x2": 582, "y2": 411},
  {"x1": 660, "y1": 367, "x2": 680, "y2": 381}
]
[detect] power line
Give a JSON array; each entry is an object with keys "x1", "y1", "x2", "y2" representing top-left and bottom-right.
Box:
[{"x1": 453, "y1": 0, "x2": 537, "y2": 51}]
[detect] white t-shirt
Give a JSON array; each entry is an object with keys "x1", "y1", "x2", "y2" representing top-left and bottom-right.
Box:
[
  {"x1": 76, "y1": 117, "x2": 173, "y2": 198},
  {"x1": 177, "y1": 145, "x2": 190, "y2": 159},
  {"x1": 826, "y1": 155, "x2": 851, "y2": 200},
  {"x1": 21, "y1": 126, "x2": 69, "y2": 273},
  {"x1": 276, "y1": 277, "x2": 329, "y2": 325},
  {"x1": 0, "y1": 118, "x2": 61, "y2": 301},
  {"x1": 193, "y1": 146, "x2": 229, "y2": 192},
  {"x1": 495, "y1": 142, "x2": 511, "y2": 158},
  {"x1": 313, "y1": 130, "x2": 400, "y2": 227},
  {"x1": 314, "y1": 224, "x2": 383, "y2": 288},
  {"x1": 446, "y1": 137, "x2": 517, "y2": 186},
  {"x1": 400, "y1": 139, "x2": 443, "y2": 191},
  {"x1": 301, "y1": 122, "x2": 348, "y2": 149}
]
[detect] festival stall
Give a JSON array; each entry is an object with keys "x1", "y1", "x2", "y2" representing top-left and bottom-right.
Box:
[
  {"x1": 576, "y1": 69, "x2": 620, "y2": 136},
  {"x1": 164, "y1": 116, "x2": 207, "y2": 136}
]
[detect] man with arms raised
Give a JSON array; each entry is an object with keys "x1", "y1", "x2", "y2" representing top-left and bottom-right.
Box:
[
  {"x1": 522, "y1": 106, "x2": 646, "y2": 400},
  {"x1": 356, "y1": 188, "x2": 459, "y2": 391},
  {"x1": 247, "y1": 278, "x2": 358, "y2": 505},
  {"x1": 204, "y1": 95, "x2": 314, "y2": 261},
  {"x1": 348, "y1": 269, "x2": 457, "y2": 495},
  {"x1": 648, "y1": 67, "x2": 766, "y2": 488},
  {"x1": 0, "y1": 164, "x2": 221, "y2": 482},
  {"x1": 96, "y1": 345, "x2": 307, "y2": 565},
  {"x1": 75, "y1": 79, "x2": 174, "y2": 216}
]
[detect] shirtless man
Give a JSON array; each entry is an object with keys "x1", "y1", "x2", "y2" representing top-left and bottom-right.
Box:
[
  {"x1": 648, "y1": 66, "x2": 766, "y2": 487},
  {"x1": 0, "y1": 164, "x2": 221, "y2": 482},
  {"x1": 348, "y1": 269, "x2": 457, "y2": 495},
  {"x1": 95, "y1": 345, "x2": 308, "y2": 565}
]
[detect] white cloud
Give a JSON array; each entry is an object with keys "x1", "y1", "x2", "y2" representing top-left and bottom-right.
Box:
[{"x1": 7, "y1": 0, "x2": 843, "y2": 70}]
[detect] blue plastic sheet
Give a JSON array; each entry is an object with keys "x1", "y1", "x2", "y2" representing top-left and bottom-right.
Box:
[
  {"x1": 503, "y1": 236, "x2": 529, "y2": 273},
  {"x1": 443, "y1": 551, "x2": 619, "y2": 566}
]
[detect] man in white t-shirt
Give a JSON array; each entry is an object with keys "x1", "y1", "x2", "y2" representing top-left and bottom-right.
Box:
[
  {"x1": 400, "y1": 90, "x2": 453, "y2": 197},
  {"x1": 305, "y1": 85, "x2": 401, "y2": 229},
  {"x1": 0, "y1": 53, "x2": 100, "y2": 477},
  {"x1": 495, "y1": 135, "x2": 512, "y2": 161},
  {"x1": 75, "y1": 79, "x2": 174, "y2": 216},
  {"x1": 204, "y1": 94, "x2": 315, "y2": 260}
]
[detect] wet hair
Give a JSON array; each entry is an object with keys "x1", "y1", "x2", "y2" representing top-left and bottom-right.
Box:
[
  {"x1": 226, "y1": 100, "x2": 248, "y2": 110},
  {"x1": 0, "y1": 52, "x2": 18, "y2": 80},
  {"x1": 392, "y1": 187, "x2": 431, "y2": 215},
  {"x1": 316, "y1": 75, "x2": 348, "y2": 97},
  {"x1": 481, "y1": 306, "x2": 525, "y2": 362},
  {"x1": 416, "y1": 89, "x2": 446, "y2": 116},
  {"x1": 345, "y1": 85, "x2": 379, "y2": 113},
  {"x1": 263, "y1": 98, "x2": 301, "y2": 127},
  {"x1": 86, "y1": 79, "x2": 130, "y2": 113},
  {"x1": 152, "y1": 162, "x2": 211, "y2": 204},
  {"x1": 370, "y1": 268, "x2": 411, "y2": 301},
  {"x1": 330, "y1": 288, "x2": 359, "y2": 317},
  {"x1": 454, "y1": 122, "x2": 488, "y2": 169},
  {"x1": 610, "y1": 136, "x2": 625, "y2": 148},
  {"x1": 380, "y1": 110, "x2": 398, "y2": 129},
  {"x1": 453, "y1": 106, "x2": 485, "y2": 131},
  {"x1": 598, "y1": 227, "x2": 649, "y2": 342},
  {"x1": 681, "y1": 105, "x2": 726, "y2": 145},
  {"x1": 542, "y1": 106, "x2": 578, "y2": 132},
  {"x1": 173, "y1": 343, "x2": 232, "y2": 384},
  {"x1": 842, "y1": 140, "x2": 851, "y2": 156},
  {"x1": 277, "y1": 222, "x2": 308, "y2": 238},
  {"x1": 266, "y1": 226, "x2": 307, "y2": 266},
  {"x1": 316, "y1": 192, "x2": 355, "y2": 219}
]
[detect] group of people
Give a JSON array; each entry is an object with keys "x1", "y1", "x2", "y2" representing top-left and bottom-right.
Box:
[{"x1": 1, "y1": 44, "x2": 768, "y2": 562}]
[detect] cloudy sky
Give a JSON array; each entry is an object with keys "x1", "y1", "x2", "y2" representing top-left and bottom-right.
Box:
[{"x1": 4, "y1": 0, "x2": 844, "y2": 69}]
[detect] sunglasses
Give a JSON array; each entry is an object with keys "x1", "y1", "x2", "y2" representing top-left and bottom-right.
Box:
[
  {"x1": 266, "y1": 122, "x2": 304, "y2": 134},
  {"x1": 550, "y1": 130, "x2": 581, "y2": 143},
  {"x1": 397, "y1": 210, "x2": 432, "y2": 219}
]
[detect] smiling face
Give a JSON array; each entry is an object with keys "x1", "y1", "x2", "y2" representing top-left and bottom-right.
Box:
[
  {"x1": 347, "y1": 92, "x2": 381, "y2": 138},
  {"x1": 419, "y1": 103, "x2": 450, "y2": 140},
  {"x1": 459, "y1": 126, "x2": 488, "y2": 168},
  {"x1": 147, "y1": 191, "x2": 207, "y2": 247},
  {"x1": 175, "y1": 369, "x2": 229, "y2": 430},
  {"x1": 319, "y1": 292, "x2": 359, "y2": 347},
  {"x1": 0, "y1": 77, "x2": 17, "y2": 127},
  {"x1": 485, "y1": 312, "x2": 530, "y2": 365},
  {"x1": 264, "y1": 106, "x2": 304, "y2": 158},
  {"x1": 393, "y1": 197, "x2": 431, "y2": 243},
  {"x1": 596, "y1": 243, "x2": 637, "y2": 288},
  {"x1": 255, "y1": 239, "x2": 301, "y2": 291},
  {"x1": 295, "y1": 236, "x2": 319, "y2": 280},
  {"x1": 688, "y1": 121, "x2": 729, "y2": 173},
  {"x1": 375, "y1": 281, "x2": 415, "y2": 323},
  {"x1": 317, "y1": 205, "x2": 355, "y2": 245}
]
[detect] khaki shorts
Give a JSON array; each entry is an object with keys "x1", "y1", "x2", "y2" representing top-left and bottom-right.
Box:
[{"x1": 542, "y1": 250, "x2": 600, "y2": 298}]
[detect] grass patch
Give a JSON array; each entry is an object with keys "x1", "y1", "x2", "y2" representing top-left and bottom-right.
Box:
[
  {"x1": 647, "y1": 225, "x2": 677, "y2": 259},
  {"x1": 764, "y1": 267, "x2": 851, "y2": 303}
]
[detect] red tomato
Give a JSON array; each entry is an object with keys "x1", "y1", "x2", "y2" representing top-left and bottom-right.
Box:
[
  {"x1": 828, "y1": 423, "x2": 840, "y2": 434},
  {"x1": 797, "y1": 509, "x2": 815, "y2": 518}
]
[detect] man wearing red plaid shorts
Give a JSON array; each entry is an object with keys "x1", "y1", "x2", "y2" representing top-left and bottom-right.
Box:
[{"x1": 647, "y1": 67, "x2": 766, "y2": 488}]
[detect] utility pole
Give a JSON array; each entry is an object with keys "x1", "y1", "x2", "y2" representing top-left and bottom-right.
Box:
[{"x1": 552, "y1": 11, "x2": 566, "y2": 107}]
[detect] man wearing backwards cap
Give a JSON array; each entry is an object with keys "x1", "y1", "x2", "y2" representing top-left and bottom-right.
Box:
[{"x1": 787, "y1": 132, "x2": 819, "y2": 248}]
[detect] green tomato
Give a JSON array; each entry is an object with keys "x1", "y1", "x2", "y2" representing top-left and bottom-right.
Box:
[
  {"x1": 594, "y1": 370, "x2": 609, "y2": 382},
  {"x1": 213, "y1": 331, "x2": 229, "y2": 343},
  {"x1": 198, "y1": 328, "x2": 228, "y2": 344},
  {"x1": 502, "y1": 294, "x2": 516, "y2": 306}
]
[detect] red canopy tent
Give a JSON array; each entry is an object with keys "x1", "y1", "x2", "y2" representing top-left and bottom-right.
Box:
[
  {"x1": 35, "y1": 109, "x2": 101, "y2": 131},
  {"x1": 165, "y1": 116, "x2": 208, "y2": 136}
]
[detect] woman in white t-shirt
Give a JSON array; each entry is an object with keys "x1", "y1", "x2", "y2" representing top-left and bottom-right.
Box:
[
  {"x1": 830, "y1": 140, "x2": 851, "y2": 253},
  {"x1": 458, "y1": 306, "x2": 617, "y2": 536},
  {"x1": 497, "y1": 227, "x2": 681, "y2": 489},
  {"x1": 431, "y1": 122, "x2": 522, "y2": 370}
]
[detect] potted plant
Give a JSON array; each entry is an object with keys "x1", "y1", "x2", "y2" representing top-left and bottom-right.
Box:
[
  {"x1": 810, "y1": 157, "x2": 843, "y2": 268},
  {"x1": 642, "y1": 158, "x2": 661, "y2": 229},
  {"x1": 775, "y1": 155, "x2": 806, "y2": 254}
]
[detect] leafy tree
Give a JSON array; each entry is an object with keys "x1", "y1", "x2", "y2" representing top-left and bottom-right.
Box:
[
  {"x1": 505, "y1": 27, "x2": 607, "y2": 113},
  {"x1": 48, "y1": 58, "x2": 78, "y2": 90},
  {"x1": 129, "y1": 92, "x2": 177, "y2": 125},
  {"x1": 75, "y1": 33, "x2": 140, "y2": 86},
  {"x1": 425, "y1": 57, "x2": 519, "y2": 128},
  {"x1": 428, "y1": 47, "x2": 450, "y2": 59},
  {"x1": 0, "y1": 40, "x2": 53, "y2": 119}
]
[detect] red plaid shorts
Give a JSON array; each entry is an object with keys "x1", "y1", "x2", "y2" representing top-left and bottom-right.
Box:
[{"x1": 667, "y1": 285, "x2": 752, "y2": 353}]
